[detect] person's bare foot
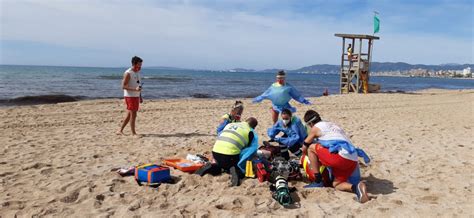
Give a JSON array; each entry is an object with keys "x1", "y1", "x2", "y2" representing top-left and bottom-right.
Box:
[
  {"x1": 116, "y1": 130, "x2": 124, "y2": 135},
  {"x1": 131, "y1": 133, "x2": 141, "y2": 138},
  {"x1": 356, "y1": 181, "x2": 370, "y2": 203}
]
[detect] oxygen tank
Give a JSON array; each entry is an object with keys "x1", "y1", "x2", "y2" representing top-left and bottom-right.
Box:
[{"x1": 272, "y1": 175, "x2": 292, "y2": 206}]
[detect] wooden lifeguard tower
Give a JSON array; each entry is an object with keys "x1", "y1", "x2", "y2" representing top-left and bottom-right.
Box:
[{"x1": 335, "y1": 34, "x2": 379, "y2": 94}]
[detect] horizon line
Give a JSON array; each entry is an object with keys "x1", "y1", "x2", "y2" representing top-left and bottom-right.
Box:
[{"x1": 1, "y1": 62, "x2": 473, "y2": 71}]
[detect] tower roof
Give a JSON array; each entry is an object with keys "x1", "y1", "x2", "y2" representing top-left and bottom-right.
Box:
[{"x1": 334, "y1": 33, "x2": 380, "y2": 40}]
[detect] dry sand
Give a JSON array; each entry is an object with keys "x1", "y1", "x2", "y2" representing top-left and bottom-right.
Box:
[{"x1": 0, "y1": 89, "x2": 473, "y2": 217}]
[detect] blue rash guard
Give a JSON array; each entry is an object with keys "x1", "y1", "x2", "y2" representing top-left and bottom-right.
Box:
[
  {"x1": 252, "y1": 82, "x2": 311, "y2": 113},
  {"x1": 267, "y1": 116, "x2": 307, "y2": 149}
]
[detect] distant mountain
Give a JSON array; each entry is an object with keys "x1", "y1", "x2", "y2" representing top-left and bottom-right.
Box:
[
  {"x1": 291, "y1": 62, "x2": 474, "y2": 74},
  {"x1": 261, "y1": 68, "x2": 285, "y2": 73},
  {"x1": 290, "y1": 64, "x2": 339, "y2": 74},
  {"x1": 146, "y1": 62, "x2": 473, "y2": 74}
]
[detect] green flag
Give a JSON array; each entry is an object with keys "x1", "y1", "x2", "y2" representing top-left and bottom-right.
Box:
[{"x1": 374, "y1": 14, "x2": 380, "y2": 34}]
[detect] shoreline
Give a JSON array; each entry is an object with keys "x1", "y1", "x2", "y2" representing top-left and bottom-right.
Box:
[{"x1": 1, "y1": 87, "x2": 473, "y2": 108}]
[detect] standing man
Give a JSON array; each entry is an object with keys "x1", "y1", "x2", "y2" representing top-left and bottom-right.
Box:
[
  {"x1": 347, "y1": 43, "x2": 353, "y2": 61},
  {"x1": 347, "y1": 43, "x2": 353, "y2": 70},
  {"x1": 117, "y1": 56, "x2": 143, "y2": 136}
]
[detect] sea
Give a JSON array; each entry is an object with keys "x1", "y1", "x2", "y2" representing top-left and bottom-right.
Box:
[{"x1": 0, "y1": 65, "x2": 473, "y2": 105}]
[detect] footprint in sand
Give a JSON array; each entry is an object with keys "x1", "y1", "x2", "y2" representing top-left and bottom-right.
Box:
[
  {"x1": 22, "y1": 162, "x2": 52, "y2": 171},
  {"x1": 417, "y1": 195, "x2": 439, "y2": 204},
  {"x1": 2, "y1": 200, "x2": 26, "y2": 210},
  {"x1": 40, "y1": 168, "x2": 54, "y2": 175},
  {"x1": 94, "y1": 194, "x2": 105, "y2": 208},
  {"x1": 60, "y1": 190, "x2": 80, "y2": 203},
  {"x1": 0, "y1": 171, "x2": 14, "y2": 177}
]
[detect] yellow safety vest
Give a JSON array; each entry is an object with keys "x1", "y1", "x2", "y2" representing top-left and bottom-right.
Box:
[{"x1": 213, "y1": 122, "x2": 251, "y2": 155}]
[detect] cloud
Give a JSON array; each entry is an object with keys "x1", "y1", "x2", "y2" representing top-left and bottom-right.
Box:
[{"x1": 1, "y1": 0, "x2": 472, "y2": 69}]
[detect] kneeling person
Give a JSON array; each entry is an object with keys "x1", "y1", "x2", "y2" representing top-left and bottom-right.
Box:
[
  {"x1": 302, "y1": 110, "x2": 370, "y2": 203},
  {"x1": 216, "y1": 101, "x2": 244, "y2": 134},
  {"x1": 267, "y1": 108, "x2": 307, "y2": 160},
  {"x1": 196, "y1": 117, "x2": 258, "y2": 187}
]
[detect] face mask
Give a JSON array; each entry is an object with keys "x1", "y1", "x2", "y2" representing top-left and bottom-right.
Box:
[{"x1": 282, "y1": 119, "x2": 290, "y2": 125}]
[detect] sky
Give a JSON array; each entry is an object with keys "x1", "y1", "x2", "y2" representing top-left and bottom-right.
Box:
[{"x1": 0, "y1": 0, "x2": 473, "y2": 70}]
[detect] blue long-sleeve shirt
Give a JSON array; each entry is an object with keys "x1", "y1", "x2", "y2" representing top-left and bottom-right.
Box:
[
  {"x1": 238, "y1": 130, "x2": 259, "y2": 173},
  {"x1": 253, "y1": 82, "x2": 311, "y2": 113},
  {"x1": 267, "y1": 116, "x2": 307, "y2": 148}
]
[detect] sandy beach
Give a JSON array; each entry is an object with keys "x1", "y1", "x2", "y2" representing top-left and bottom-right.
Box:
[{"x1": 0, "y1": 89, "x2": 473, "y2": 217}]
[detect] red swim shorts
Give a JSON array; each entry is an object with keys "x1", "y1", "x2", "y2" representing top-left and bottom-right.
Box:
[
  {"x1": 315, "y1": 144, "x2": 357, "y2": 183},
  {"x1": 125, "y1": 97, "x2": 140, "y2": 111}
]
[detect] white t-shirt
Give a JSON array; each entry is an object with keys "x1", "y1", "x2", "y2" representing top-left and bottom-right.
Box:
[
  {"x1": 123, "y1": 68, "x2": 141, "y2": 97},
  {"x1": 315, "y1": 121, "x2": 358, "y2": 161}
]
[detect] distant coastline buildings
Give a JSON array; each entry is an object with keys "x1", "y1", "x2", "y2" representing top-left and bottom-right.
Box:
[{"x1": 372, "y1": 67, "x2": 472, "y2": 78}]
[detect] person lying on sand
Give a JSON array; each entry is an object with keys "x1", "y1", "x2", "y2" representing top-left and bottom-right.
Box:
[
  {"x1": 302, "y1": 110, "x2": 371, "y2": 203},
  {"x1": 196, "y1": 117, "x2": 259, "y2": 187},
  {"x1": 216, "y1": 101, "x2": 244, "y2": 134}
]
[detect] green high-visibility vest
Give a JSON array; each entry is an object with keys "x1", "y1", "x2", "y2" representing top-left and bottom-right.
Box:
[{"x1": 213, "y1": 122, "x2": 251, "y2": 155}]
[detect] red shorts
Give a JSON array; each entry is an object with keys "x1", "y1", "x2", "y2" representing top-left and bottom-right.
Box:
[
  {"x1": 125, "y1": 97, "x2": 140, "y2": 111},
  {"x1": 315, "y1": 144, "x2": 357, "y2": 183}
]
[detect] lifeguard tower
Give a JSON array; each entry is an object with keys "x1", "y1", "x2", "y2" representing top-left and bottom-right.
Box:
[{"x1": 334, "y1": 34, "x2": 379, "y2": 94}]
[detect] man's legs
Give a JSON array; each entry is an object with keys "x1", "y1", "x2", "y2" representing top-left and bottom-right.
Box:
[
  {"x1": 117, "y1": 110, "x2": 131, "y2": 134},
  {"x1": 279, "y1": 144, "x2": 290, "y2": 160},
  {"x1": 333, "y1": 180, "x2": 369, "y2": 203},
  {"x1": 212, "y1": 152, "x2": 241, "y2": 186},
  {"x1": 333, "y1": 181, "x2": 352, "y2": 191},
  {"x1": 289, "y1": 143, "x2": 303, "y2": 158},
  {"x1": 195, "y1": 151, "x2": 225, "y2": 176},
  {"x1": 312, "y1": 144, "x2": 370, "y2": 203},
  {"x1": 278, "y1": 143, "x2": 303, "y2": 160},
  {"x1": 130, "y1": 110, "x2": 137, "y2": 135}
]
